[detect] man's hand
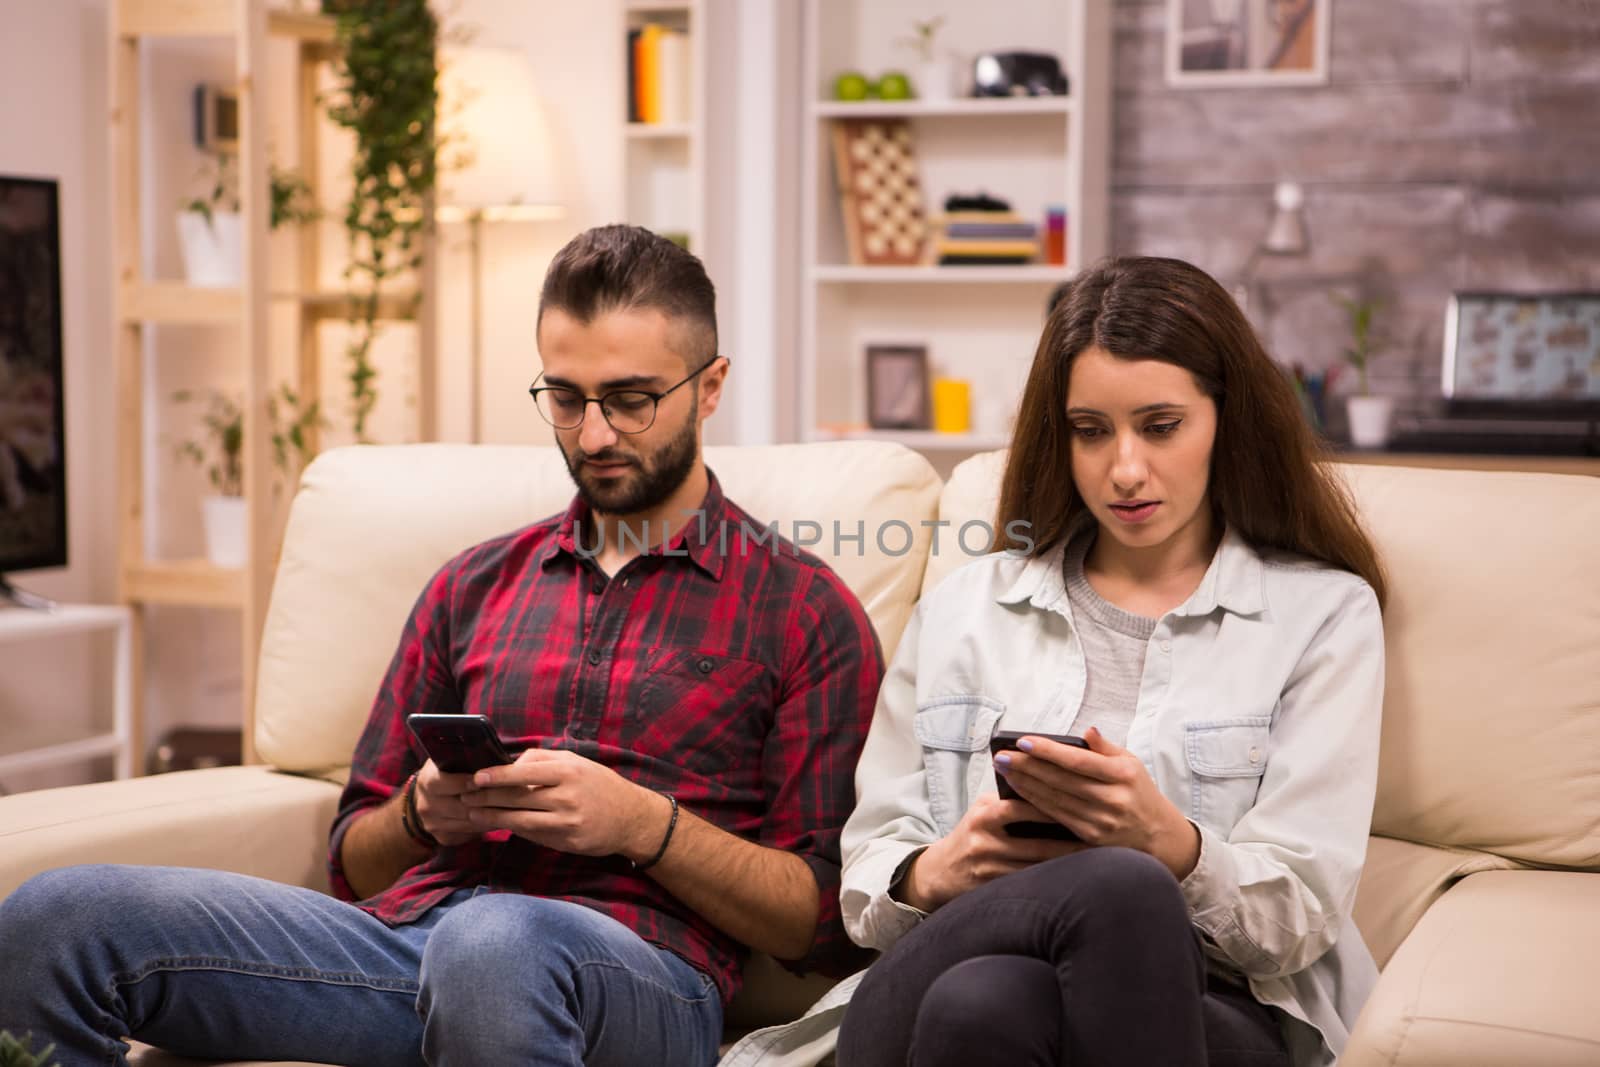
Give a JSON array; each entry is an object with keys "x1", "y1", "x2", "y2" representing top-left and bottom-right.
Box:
[
  {"x1": 903, "y1": 792, "x2": 1084, "y2": 912},
  {"x1": 997, "y1": 726, "x2": 1201, "y2": 879},
  {"x1": 412, "y1": 759, "x2": 481, "y2": 847},
  {"x1": 461, "y1": 748, "x2": 672, "y2": 862}
]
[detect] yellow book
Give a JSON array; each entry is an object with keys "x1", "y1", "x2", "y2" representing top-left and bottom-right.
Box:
[{"x1": 639, "y1": 23, "x2": 663, "y2": 124}]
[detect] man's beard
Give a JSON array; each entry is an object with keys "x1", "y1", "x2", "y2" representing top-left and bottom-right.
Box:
[{"x1": 559, "y1": 399, "x2": 700, "y2": 518}]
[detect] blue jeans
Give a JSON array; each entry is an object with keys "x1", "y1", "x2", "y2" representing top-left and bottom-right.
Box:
[{"x1": 0, "y1": 865, "x2": 723, "y2": 1067}]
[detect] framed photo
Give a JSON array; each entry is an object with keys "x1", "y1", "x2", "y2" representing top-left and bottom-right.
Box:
[
  {"x1": 1166, "y1": 0, "x2": 1330, "y2": 88},
  {"x1": 865, "y1": 344, "x2": 931, "y2": 431},
  {"x1": 1442, "y1": 292, "x2": 1600, "y2": 413}
]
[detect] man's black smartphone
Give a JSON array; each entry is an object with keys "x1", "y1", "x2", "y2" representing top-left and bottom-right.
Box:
[
  {"x1": 406, "y1": 714, "x2": 517, "y2": 774},
  {"x1": 990, "y1": 729, "x2": 1088, "y2": 841}
]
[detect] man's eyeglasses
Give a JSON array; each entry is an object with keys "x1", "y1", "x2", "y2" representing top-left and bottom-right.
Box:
[{"x1": 528, "y1": 357, "x2": 724, "y2": 435}]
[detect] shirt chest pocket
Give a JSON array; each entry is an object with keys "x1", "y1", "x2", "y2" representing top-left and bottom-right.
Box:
[
  {"x1": 1183, "y1": 717, "x2": 1272, "y2": 834},
  {"x1": 629, "y1": 649, "x2": 772, "y2": 778},
  {"x1": 914, "y1": 698, "x2": 1004, "y2": 836}
]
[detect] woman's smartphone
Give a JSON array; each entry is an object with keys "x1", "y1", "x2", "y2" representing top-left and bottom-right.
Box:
[
  {"x1": 406, "y1": 714, "x2": 517, "y2": 774},
  {"x1": 990, "y1": 729, "x2": 1088, "y2": 841}
]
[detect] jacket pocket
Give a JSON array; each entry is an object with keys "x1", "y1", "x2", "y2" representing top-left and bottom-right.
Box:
[
  {"x1": 914, "y1": 698, "x2": 1004, "y2": 836},
  {"x1": 1183, "y1": 717, "x2": 1271, "y2": 833}
]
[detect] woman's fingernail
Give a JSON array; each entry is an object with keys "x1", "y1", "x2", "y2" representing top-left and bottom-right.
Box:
[
  {"x1": 994, "y1": 752, "x2": 1012, "y2": 768},
  {"x1": 1017, "y1": 738, "x2": 1034, "y2": 752}
]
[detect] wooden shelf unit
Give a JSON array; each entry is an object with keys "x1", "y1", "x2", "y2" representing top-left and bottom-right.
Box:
[{"x1": 110, "y1": 0, "x2": 438, "y2": 767}]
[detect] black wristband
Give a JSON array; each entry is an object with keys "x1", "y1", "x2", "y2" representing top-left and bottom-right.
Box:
[
  {"x1": 632, "y1": 793, "x2": 679, "y2": 872},
  {"x1": 400, "y1": 772, "x2": 439, "y2": 849}
]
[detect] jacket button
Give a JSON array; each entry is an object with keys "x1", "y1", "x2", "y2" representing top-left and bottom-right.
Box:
[
  {"x1": 697, "y1": 658, "x2": 714, "y2": 674},
  {"x1": 1248, "y1": 746, "x2": 1261, "y2": 763},
  {"x1": 1161, "y1": 641, "x2": 1172, "y2": 653}
]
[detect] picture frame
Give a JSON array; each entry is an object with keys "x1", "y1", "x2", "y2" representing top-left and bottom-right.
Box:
[
  {"x1": 1441, "y1": 291, "x2": 1600, "y2": 415},
  {"x1": 1166, "y1": 0, "x2": 1330, "y2": 88},
  {"x1": 865, "y1": 344, "x2": 931, "y2": 431}
]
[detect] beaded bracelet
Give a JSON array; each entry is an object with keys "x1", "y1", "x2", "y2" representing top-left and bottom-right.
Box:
[
  {"x1": 632, "y1": 793, "x2": 679, "y2": 872},
  {"x1": 400, "y1": 772, "x2": 440, "y2": 849}
]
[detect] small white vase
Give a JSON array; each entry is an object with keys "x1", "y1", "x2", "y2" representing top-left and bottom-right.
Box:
[
  {"x1": 202, "y1": 495, "x2": 247, "y2": 568},
  {"x1": 917, "y1": 56, "x2": 958, "y2": 101},
  {"x1": 176, "y1": 210, "x2": 243, "y2": 288},
  {"x1": 1346, "y1": 395, "x2": 1395, "y2": 449}
]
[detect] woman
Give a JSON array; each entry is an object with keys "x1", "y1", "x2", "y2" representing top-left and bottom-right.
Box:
[{"x1": 835, "y1": 256, "x2": 1387, "y2": 1067}]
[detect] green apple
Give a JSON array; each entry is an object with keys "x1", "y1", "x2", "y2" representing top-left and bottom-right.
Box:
[
  {"x1": 876, "y1": 71, "x2": 914, "y2": 100},
  {"x1": 833, "y1": 71, "x2": 871, "y2": 101}
]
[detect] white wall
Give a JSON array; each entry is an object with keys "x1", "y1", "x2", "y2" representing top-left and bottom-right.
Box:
[{"x1": 0, "y1": 0, "x2": 117, "y2": 790}]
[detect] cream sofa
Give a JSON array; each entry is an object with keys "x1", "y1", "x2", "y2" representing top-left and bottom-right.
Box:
[{"x1": 1, "y1": 441, "x2": 1596, "y2": 1066}]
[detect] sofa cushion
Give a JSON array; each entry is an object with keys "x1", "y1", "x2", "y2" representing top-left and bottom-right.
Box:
[
  {"x1": 1350, "y1": 835, "x2": 1519, "y2": 969},
  {"x1": 256, "y1": 441, "x2": 940, "y2": 775},
  {"x1": 1344, "y1": 870, "x2": 1600, "y2": 1066},
  {"x1": 0, "y1": 766, "x2": 339, "y2": 900},
  {"x1": 1333, "y1": 464, "x2": 1600, "y2": 869}
]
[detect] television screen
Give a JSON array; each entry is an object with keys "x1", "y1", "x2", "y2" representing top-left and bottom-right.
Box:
[{"x1": 0, "y1": 176, "x2": 67, "y2": 574}]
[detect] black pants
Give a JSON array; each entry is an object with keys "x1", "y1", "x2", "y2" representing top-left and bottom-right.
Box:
[{"x1": 837, "y1": 848, "x2": 1291, "y2": 1067}]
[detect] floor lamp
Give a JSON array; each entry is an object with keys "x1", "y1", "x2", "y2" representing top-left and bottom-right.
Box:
[{"x1": 437, "y1": 46, "x2": 565, "y2": 442}]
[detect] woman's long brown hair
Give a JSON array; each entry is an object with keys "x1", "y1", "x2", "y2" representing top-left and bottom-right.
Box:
[{"x1": 996, "y1": 256, "x2": 1388, "y2": 608}]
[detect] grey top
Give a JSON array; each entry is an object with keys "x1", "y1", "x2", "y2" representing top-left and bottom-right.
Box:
[{"x1": 1062, "y1": 533, "x2": 1158, "y2": 748}]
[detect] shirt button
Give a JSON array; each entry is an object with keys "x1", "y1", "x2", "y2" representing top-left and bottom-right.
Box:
[
  {"x1": 591, "y1": 580, "x2": 604, "y2": 594},
  {"x1": 587, "y1": 651, "x2": 601, "y2": 666},
  {"x1": 697, "y1": 658, "x2": 714, "y2": 675},
  {"x1": 1248, "y1": 746, "x2": 1261, "y2": 764}
]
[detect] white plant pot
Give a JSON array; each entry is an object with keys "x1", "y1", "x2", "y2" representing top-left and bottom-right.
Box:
[
  {"x1": 917, "y1": 57, "x2": 957, "y2": 101},
  {"x1": 176, "y1": 209, "x2": 243, "y2": 288},
  {"x1": 202, "y1": 495, "x2": 248, "y2": 569},
  {"x1": 1346, "y1": 394, "x2": 1395, "y2": 449}
]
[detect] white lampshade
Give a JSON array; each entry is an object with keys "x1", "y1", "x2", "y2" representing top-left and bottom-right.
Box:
[
  {"x1": 437, "y1": 45, "x2": 564, "y2": 221},
  {"x1": 1262, "y1": 180, "x2": 1308, "y2": 255}
]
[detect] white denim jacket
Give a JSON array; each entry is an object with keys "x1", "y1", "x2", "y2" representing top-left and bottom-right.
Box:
[{"x1": 721, "y1": 528, "x2": 1383, "y2": 1067}]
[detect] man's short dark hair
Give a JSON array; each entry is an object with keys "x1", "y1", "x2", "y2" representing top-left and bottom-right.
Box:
[{"x1": 537, "y1": 224, "x2": 718, "y2": 367}]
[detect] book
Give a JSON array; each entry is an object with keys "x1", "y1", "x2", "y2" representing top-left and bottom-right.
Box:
[
  {"x1": 626, "y1": 28, "x2": 641, "y2": 123},
  {"x1": 656, "y1": 29, "x2": 691, "y2": 125},
  {"x1": 637, "y1": 23, "x2": 663, "y2": 124}
]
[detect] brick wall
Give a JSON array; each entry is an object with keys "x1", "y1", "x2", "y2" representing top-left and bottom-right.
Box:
[{"x1": 1109, "y1": 0, "x2": 1600, "y2": 417}]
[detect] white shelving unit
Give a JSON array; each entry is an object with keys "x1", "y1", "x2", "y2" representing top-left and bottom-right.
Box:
[
  {"x1": 622, "y1": 0, "x2": 705, "y2": 253},
  {"x1": 0, "y1": 605, "x2": 134, "y2": 782},
  {"x1": 800, "y1": 0, "x2": 1111, "y2": 465}
]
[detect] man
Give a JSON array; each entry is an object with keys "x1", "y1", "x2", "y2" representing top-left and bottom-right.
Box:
[{"x1": 0, "y1": 225, "x2": 883, "y2": 1066}]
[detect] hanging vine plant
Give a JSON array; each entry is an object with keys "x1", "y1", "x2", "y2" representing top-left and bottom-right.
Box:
[{"x1": 322, "y1": 0, "x2": 439, "y2": 440}]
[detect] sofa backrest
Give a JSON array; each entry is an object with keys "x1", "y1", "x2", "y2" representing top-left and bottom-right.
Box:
[
  {"x1": 935, "y1": 451, "x2": 1600, "y2": 871},
  {"x1": 255, "y1": 442, "x2": 942, "y2": 772}
]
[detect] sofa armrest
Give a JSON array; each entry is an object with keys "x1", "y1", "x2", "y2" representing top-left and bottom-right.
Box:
[{"x1": 0, "y1": 765, "x2": 341, "y2": 900}]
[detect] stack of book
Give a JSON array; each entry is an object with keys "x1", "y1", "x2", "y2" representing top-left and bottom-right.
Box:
[
  {"x1": 627, "y1": 24, "x2": 691, "y2": 125},
  {"x1": 936, "y1": 212, "x2": 1040, "y2": 266}
]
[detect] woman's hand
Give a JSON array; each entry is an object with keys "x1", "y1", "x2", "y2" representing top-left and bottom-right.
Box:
[
  {"x1": 996, "y1": 727, "x2": 1201, "y2": 880},
  {"x1": 902, "y1": 793, "x2": 1085, "y2": 912}
]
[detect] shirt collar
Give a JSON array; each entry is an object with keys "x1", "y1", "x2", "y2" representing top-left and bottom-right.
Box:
[
  {"x1": 549, "y1": 469, "x2": 728, "y2": 581},
  {"x1": 994, "y1": 523, "x2": 1265, "y2": 619}
]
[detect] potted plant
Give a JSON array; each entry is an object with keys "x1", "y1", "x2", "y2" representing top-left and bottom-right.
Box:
[
  {"x1": 176, "y1": 159, "x2": 318, "y2": 288},
  {"x1": 173, "y1": 385, "x2": 326, "y2": 568},
  {"x1": 176, "y1": 155, "x2": 242, "y2": 287},
  {"x1": 1335, "y1": 294, "x2": 1393, "y2": 448},
  {"x1": 899, "y1": 15, "x2": 952, "y2": 101},
  {"x1": 323, "y1": 0, "x2": 441, "y2": 440},
  {"x1": 0, "y1": 1031, "x2": 59, "y2": 1067}
]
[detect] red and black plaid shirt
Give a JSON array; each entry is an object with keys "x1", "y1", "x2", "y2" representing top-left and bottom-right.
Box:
[{"x1": 328, "y1": 472, "x2": 883, "y2": 1004}]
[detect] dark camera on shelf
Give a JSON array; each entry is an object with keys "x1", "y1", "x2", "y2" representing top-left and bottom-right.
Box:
[{"x1": 971, "y1": 52, "x2": 1069, "y2": 98}]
